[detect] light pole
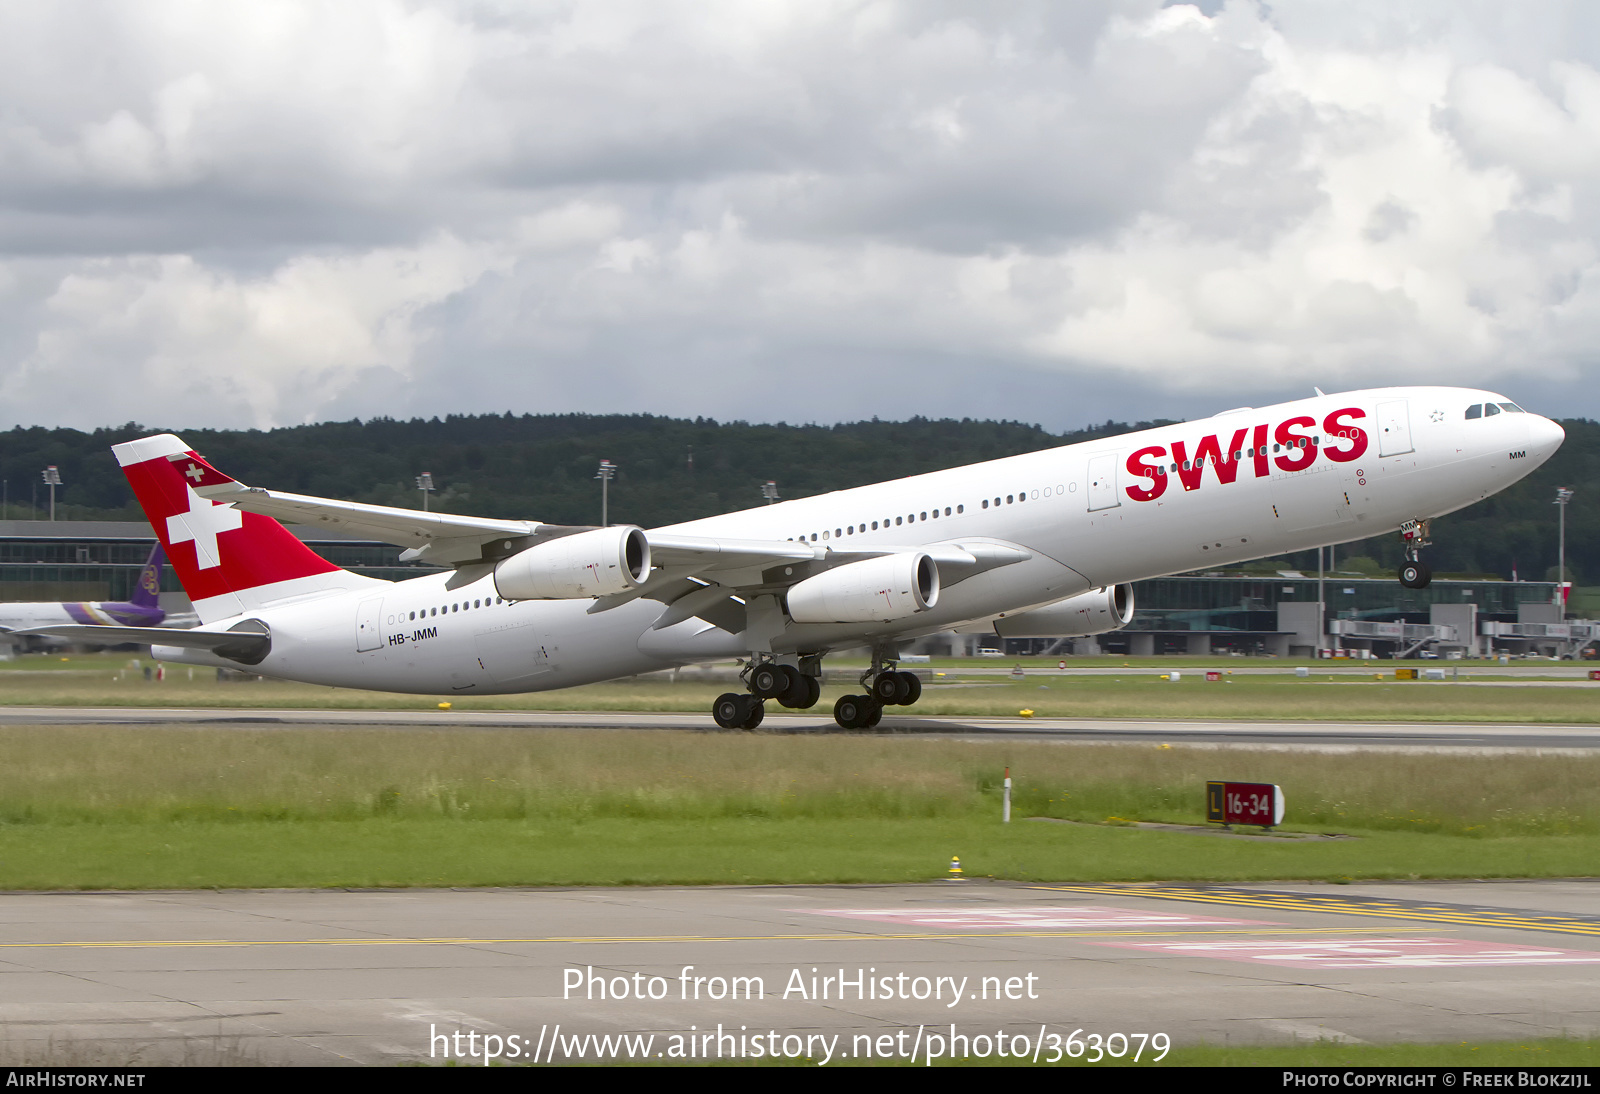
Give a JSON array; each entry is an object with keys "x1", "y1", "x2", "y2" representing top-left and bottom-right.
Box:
[
  {"x1": 1555, "y1": 486, "x2": 1575, "y2": 610},
  {"x1": 761, "y1": 481, "x2": 779, "y2": 505},
  {"x1": 415, "y1": 472, "x2": 434, "y2": 512},
  {"x1": 41, "y1": 466, "x2": 60, "y2": 522},
  {"x1": 1317, "y1": 544, "x2": 1326, "y2": 657},
  {"x1": 595, "y1": 460, "x2": 617, "y2": 526}
]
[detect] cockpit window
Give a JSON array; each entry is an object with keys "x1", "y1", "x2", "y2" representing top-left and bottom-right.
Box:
[
  {"x1": 1485, "y1": 403, "x2": 1502, "y2": 416},
  {"x1": 1465, "y1": 404, "x2": 1482, "y2": 419},
  {"x1": 1498, "y1": 402, "x2": 1524, "y2": 413}
]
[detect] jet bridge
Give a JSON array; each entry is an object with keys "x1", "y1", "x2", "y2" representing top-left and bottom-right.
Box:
[
  {"x1": 1326, "y1": 618, "x2": 1460, "y2": 659},
  {"x1": 1480, "y1": 619, "x2": 1600, "y2": 659}
]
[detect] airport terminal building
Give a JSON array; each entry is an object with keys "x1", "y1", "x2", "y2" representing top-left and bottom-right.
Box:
[{"x1": 0, "y1": 520, "x2": 1580, "y2": 660}]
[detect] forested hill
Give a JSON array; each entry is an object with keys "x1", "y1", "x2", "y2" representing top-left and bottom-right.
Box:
[{"x1": 1, "y1": 412, "x2": 1595, "y2": 583}]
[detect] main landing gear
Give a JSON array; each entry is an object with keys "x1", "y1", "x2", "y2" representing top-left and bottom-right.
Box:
[
  {"x1": 709, "y1": 645, "x2": 927, "y2": 731},
  {"x1": 712, "y1": 658, "x2": 822, "y2": 730},
  {"x1": 1397, "y1": 519, "x2": 1432, "y2": 589},
  {"x1": 831, "y1": 644, "x2": 924, "y2": 730}
]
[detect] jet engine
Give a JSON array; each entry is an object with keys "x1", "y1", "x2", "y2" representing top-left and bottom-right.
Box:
[
  {"x1": 786, "y1": 552, "x2": 939, "y2": 624},
  {"x1": 992, "y1": 584, "x2": 1134, "y2": 637},
  {"x1": 493, "y1": 526, "x2": 651, "y2": 599}
]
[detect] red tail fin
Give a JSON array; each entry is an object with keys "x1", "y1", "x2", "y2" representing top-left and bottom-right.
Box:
[{"x1": 114, "y1": 434, "x2": 344, "y2": 622}]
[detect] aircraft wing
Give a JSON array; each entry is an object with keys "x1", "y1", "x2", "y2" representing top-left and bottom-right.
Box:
[
  {"x1": 195, "y1": 473, "x2": 831, "y2": 571},
  {"x1": 192, "y1": 474, "x2": 545, "y2": 566},
  {"x1": 644, "y1": 533, "x2": 820, "y2": 570},
  {"x1": 181, "y1": 451, "x2": 849, "y2": 573},
  {"x1": 175, "y1": 450, "x2": 1031, "y2": 630}
]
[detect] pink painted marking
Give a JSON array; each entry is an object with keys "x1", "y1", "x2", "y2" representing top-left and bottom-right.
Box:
[
  {"x1": 803, "y1": 906, "x2": 1270, "y2": 930},
  {"x1": 1082, "y1": 937, "x2": 1600, "y2": 969}
]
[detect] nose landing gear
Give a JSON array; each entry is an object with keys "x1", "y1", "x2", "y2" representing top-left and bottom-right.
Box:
[
  {"x1": 1399, "y1": 560, "x2": 1432, "y2": 589},
  {"x1": 1397, "y1": 519, "x2": 1432, "y2": 589}
]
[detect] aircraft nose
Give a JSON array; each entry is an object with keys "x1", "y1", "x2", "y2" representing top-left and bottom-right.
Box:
[{"x1": 1529, "y1": 414, "x2": 1566, "y2": 458}]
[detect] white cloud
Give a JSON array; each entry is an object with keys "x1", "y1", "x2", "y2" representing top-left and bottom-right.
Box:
[
  {"x1": 0, "y1": 0, "x2": 1597, "y2": 429},
  {"x1": 5, "y1": 233, "x2": 508, "y2": 427}
]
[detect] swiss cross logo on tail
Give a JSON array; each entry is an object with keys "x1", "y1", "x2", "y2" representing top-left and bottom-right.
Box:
[
  {"x1": 166, "y1": 484, "x2": 243, "y2": 569},
  {"x1": 179, "y1": 458, "x2": 231, "y2": 489}
]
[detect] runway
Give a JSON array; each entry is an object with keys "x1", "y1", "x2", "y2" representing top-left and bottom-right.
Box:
[
  {"x1": 1, "y1": 705, "x2": 1597, "y2": 751},
  {"x1": 2, "y1": 880, "x2": 1596, "y2": 1065}
]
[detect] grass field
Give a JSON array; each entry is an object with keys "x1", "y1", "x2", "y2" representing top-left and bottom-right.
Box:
[
  {"x1": 5, "y1": 651, "x2": 1600, "y2": 723},
  {"x1": 2, "y1": 660, "x2": 1596, "y2": 1067},
  {"x1": 1, "y1": 725, "x2": 1596, "y2": 889}
]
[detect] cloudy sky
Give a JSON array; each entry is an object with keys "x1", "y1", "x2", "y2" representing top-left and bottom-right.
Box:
[{"x1": 1, "y1": 0, "x2": 1597, "y2": 432}]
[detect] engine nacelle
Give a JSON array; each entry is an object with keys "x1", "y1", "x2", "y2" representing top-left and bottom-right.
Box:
[
  {"x1": 493, "y1": 526, "x2": 651, "y2": 599},
  {"x1": 992, "y1": 584, "x2": 1134, "y2": 638},
  {"x1": 786, "y1": 553, "x2": 939, "y2": 624}
]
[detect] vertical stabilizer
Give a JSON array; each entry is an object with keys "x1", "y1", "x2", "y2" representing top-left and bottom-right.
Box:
[
  {"x1": 114, "y1": 434, "x2": 372, "y2": 623},
  {"x1": 130, "y1": 543, "x2": 165, "y2": 610}
]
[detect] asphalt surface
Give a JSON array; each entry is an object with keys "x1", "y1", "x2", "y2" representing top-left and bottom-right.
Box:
[
  {"x1": 1, "y1": 880, "x2": 1596, "y2": 1066},
  {"x1": 1, "y1": 705, "x2": 1597, "y2": 751}
]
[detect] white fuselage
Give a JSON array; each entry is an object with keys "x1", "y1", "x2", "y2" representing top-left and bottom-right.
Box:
[
  {"x1": 0, "y1": 603, "x2": 107, "y2": 630},
  {"x1": 153, "y1": 387, "x2": 1563, "y2": 694}
]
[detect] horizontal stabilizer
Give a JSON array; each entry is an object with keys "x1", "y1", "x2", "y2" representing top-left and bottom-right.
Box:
[{"x1": 14, "y1": 625, "x2": 271, "y2": 663}]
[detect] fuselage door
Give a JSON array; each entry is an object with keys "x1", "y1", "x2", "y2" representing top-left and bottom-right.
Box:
[
  {"x1": 356, "y1": 597, "x2": 384, "y2": 652},
  {"x1": 1376, "y1": 400, "x2": 1414, "y2": 457},
  {"x1": 1086, "y1": 454, "x2": 1121, "y2": 512}
]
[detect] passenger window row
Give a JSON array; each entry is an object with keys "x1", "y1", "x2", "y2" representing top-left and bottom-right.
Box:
[
  {"x1": 403, "y1": 597, "x2": 507, "y2": 621},
  {"x1": 790, "y1": 478, "x2": 1074, "y2": 542},
  {"x1": 792, "y1": 504, "x2": 966, "y2": 542}
]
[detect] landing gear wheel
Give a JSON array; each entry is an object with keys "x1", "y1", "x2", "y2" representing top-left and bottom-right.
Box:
[
  {"x1": 872, "y1": 672, "x2": 908, "y2": 705},
  {"x1": 1399, "y1": 561, "x2": 1432, "y2": 589},
  {"x1": 773, "y1": 665, "x2": 808, "y2": 708},
  {"x1": 897, "y1": 671, "x2": 921, "y2": 705},
  {"x1": 833, "y1": 693, "x2": 879, "y2": 729},
  {"x1": 713, "y1": 692, "x2": 752, "y2": 729},
  {"x1": 741, "y1": 701, "x2": 765, "y2": 730},
  {"x1": 750, "y1": 663, "x2": 787, "y2": 700},
  {"x1": 798, "y1": 675, "x2": 822, "y2": 709}
]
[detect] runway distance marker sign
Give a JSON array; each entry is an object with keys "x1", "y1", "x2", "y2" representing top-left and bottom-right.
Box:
[{"x1": 1206, "y1": 780, "x2": 1284, "y2": 828}]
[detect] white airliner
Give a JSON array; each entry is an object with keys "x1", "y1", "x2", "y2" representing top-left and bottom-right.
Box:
[{"x1": 22, "y1": 388, "x2": 1563, "y2": 728}]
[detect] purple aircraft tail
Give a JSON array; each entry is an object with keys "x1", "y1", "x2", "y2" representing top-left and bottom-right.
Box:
[
  {"x1": 131, "y1": 543, "x2": 165, "y2": 610},
  {"x1": 63, "y1": 542, "x2": 168, "y2": 627}
]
